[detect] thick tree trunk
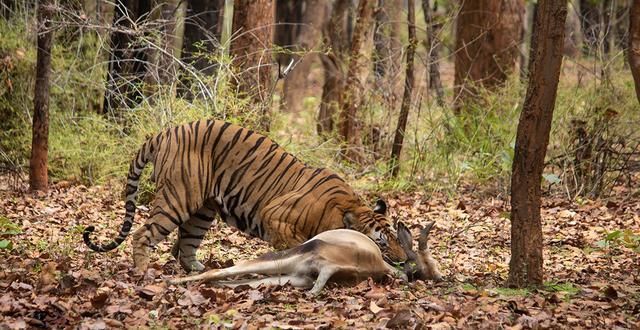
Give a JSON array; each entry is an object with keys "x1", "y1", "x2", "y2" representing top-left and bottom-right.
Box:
[
  {"x1": 178, "y1": 0, "x2": 223, "y2": 99},
  {"x1": 338, "y1": 0, "x2": 376, "y2": 160},
  {"x1": 390, "y1": 0, "x2": 416, "y2": 177},
  {"x1": 317, "y1": 0, "x2": 351, "y2": 136},
  {"x1": 373, "y1": 0, "x2": 402, "y2": 108},
  {"x1": 629, "y1": 0, "x2": 640, "y2": 103},
  {"x1": 102, "y1": 0, "x2": 152, "y2": 114},
  {"x1": 454, "y1": 0, "x2": 524, "y2": 110},
  {"x1": 274, "y1": 0, "x2": 303, "y2": 65},
  {"x1": 422, "y1": 0, "x2": 444, "y2": 107},
  {"x1": 579, "y1": 0, "x2": 601, "y2": 54},
  {"x1": 181, "y1": 0, "x2": 224, "y2": 75},
  {"x1": 508, "y1": 0, "x2": 567, "y2": 288},
  {"x1": 144, "y1": 0, "x2": 185, "y2": 99},
  {"x1": 281, "y1": 0, "x2": 328, "y2": 113},
  {"x1": 230, "y1": 0, "x2": 275, "y2": 131},
  {"x1": 30, "y1": 0, "x2": 53, "y2": 192}
]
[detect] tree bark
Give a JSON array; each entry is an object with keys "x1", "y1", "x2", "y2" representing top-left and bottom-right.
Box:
[
  {"x1": 230, "y1": 0, "x2": 275, "y2": 131},
  {"x1": 454, "y1": 0, "x2": 524, "y2": 110},
  {"x1": 30, "y1": 0, "x2": 53, "y2": 192},
  {"x1": 338, "y1": 0, "x2": 376, "y2": 160},
  {"x1": 629, "y1": 0, "x2": 640, "y2": 104},
  {"x1": 181, "y1": 0, "x2": 224, "y2": 75},
  {"x1": 579, "y1": 0, "x2": 601, "y2": 54},
  {"x1": 390, "y1": 0, "x2": 416, "y2": 177},
  {"x1": 373, "y1": 0, "x2": 402, "y2": 108},
  {"x1": 102, "y1": 0, "x2": 152, "y2": 114},
  {"x1": 317, "y1": 0, "x2": 351, "y2": 136},
  {"x1": 144, "y1": 0, "x2": 185, "y2": 99},
  {"x1": 422, "y1": 0, "x2": 444, "y2": 107},
  {"x1": 281, "y1": 0, "x2": 328, "y2": 113},
  {"x1": 508, "y1": 0, "x2": 567, "y2": 288},
  {"x1": 274, "y1": 0, "x2": 303, "y2": 65},
  {"x1": 178, "y1": 0, "x2": 223, "y2": 99}
]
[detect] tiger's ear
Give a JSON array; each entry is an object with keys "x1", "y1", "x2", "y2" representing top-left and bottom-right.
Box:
[
  {"x1": 373, "y1": 199, "x2": 387, "y2": 215},
  {"x1": 343, "y1": 212, "x2": 357, "y2": 229}
]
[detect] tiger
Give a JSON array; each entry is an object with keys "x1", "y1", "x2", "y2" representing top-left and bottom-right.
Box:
[{"x1": 83, "y1": 119, "x2": 409, "y2": 272}]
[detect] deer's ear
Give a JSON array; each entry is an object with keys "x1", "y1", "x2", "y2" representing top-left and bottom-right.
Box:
[
  {"x1": 396, "y1": 221, "x2": 413, "y2": 252},
  {"x1": 373, "y1": 199, "x2": 387, "y2": 215},
  {"x1": 343, "y1": 212, "x2": 357, "y2": 229},
  {"x1": 419, "y1": 222, "x2": 435, "y2": 251}
]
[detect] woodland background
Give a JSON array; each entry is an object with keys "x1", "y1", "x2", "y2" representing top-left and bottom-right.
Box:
[{"x1": 0, "y1": 0, "x2": 639, "y2": 328}]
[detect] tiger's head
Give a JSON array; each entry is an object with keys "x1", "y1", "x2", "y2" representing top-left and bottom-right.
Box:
[{"x1": 342, "y1": 199, "x2": 408, "y2": 264}]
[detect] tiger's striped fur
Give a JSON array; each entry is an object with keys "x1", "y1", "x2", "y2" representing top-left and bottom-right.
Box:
[{"x1": 83, "y1": 120, "x2": 407, "y2": 271}]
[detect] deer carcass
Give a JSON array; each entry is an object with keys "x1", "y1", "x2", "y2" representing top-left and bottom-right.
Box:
[{"x1": 169, "y1": 222, "x2": 443, "y2": 294}]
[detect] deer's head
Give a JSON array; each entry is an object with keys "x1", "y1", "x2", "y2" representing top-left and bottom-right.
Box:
[{"x1": 396, "y1": 221, "x2": 443, "y2": 282}]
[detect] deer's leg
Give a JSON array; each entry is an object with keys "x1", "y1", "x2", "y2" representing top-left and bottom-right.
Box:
[
  {"x1": 384, "y1": 262, "x2": 407, "y2": 281},
  {"x1": 309, "y1": 266, "x2": 337, "y2": 295},
  {"x1": 216, "y1": 275, "x2": 314, "y2": 289},
  {"x1": 171, "y1": 199, "x2": 218, "y2": 272},
  {"x1": 169, "y1": 254, "x2": 304, "y2": 285}
]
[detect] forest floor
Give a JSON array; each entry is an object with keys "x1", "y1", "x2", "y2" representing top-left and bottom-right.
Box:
[{"x1": 0, "y1": 177, "x2": 639, "y2": 329}]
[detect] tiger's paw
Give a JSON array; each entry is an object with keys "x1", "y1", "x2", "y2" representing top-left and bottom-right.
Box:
[{"x1": 180, "y1": 260, "x2": 205, "y2": 272}]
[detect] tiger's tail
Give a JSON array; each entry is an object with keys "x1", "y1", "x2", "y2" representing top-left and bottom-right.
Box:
[{"x1": 83, "y1": 138, "x2": 156, "y2": 252}]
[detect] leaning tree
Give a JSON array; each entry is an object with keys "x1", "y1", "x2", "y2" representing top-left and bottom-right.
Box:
[{"x1": 509, "y1": 0, "x2": 567, "y2": 287}]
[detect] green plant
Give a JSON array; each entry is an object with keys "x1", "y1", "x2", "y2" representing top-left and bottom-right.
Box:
[
  {"x1": 596, "y1": 229, "x2": 640, "y2": 252},
  {"x1": 0, "y1": 216, "x2": 21, "y2": 250}
]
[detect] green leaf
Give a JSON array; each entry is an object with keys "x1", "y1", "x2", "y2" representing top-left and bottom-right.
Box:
[
  {"x1": 0, "y1": 240, "x2": 12, "y2": 250},
  {"x1": 595, "y1": 240, "x2": 608, "y2": 248},
  {"x1": 605, "y1": 230, "x2": 622, "y2": 241},
  {"x1": 542, "y1": 173, "x2": 561, "y2": 184}
]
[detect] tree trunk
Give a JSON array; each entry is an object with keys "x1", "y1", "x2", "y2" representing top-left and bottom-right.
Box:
[
  {"x1": 454, "y1": 0, "x2": 524, "y2": 110},
  {"x1": 317, "y1": 0, "x2": 351, "y2": 136},
  {"x1": 579, "y1": 0, "x2": 600, "y2": 54},
  {"x1": 390, "y1": 0, "x2": 416, "y2": 177},
  {"x1": 422, "y1": 0, "x2": 444, "y2": 107},
  {"x1": 274, "y1": 0, "x2": 303, "y2": 65},
  {"x1": 144, "y1": 0, "x2": 185, "y2": 99},
  {"x1": 338, "y1": 0, "x2": 376, "y2": 160},
  {"x1": 102, "y1": 0, "x2": 152, "y2": 114},
  {"x1": 230, "y1": 0, "x2": 275, "y2": 131},
  {"x1": 180, "y1": 0, "x2": 224, "y2": 74},
  {"x1": 373, "y1": 0, "x2": 402, "y2": 108},
  {"x1": 281, "y1": 0, "x2": 328, "y2": 113},
  {"x1": 564, "y1": 0, "x2": 583, "y2": 57},
  {"x1": 178, "y1": 0, "x2": 223, "y2": 99},
  {"x1": 508, "y1": 0, "x2": 567, "y2": 288},
  {"x1": 630, "y1": 0, "x2": 640, "y2": 104},
  {"x1": 30, "y1": 0, "x2": 53, "y2": 192}
]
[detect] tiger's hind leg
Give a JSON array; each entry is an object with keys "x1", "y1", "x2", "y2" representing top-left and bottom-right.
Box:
[
  {"x1": 132, "y1": 186, "x2": 198, "y2": 272},
  {"x1": 171, "y1": 199, "x2": 218, "y2": 272}
]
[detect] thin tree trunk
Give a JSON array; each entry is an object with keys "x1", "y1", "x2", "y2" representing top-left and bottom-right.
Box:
[
  {"x1": 317, "y1": 0, "x2": 350, "y2": 136},
  {"x1": 630, "y1": 0, "x2": 640, "y2": 103},
  {"x1": 454, "y1": 0, "x2": 524, "y2": 111},
  {"x1": 338, "y1": 0, "x2": 376, "y2": 160},
  {"x1": 282, "y1": 0, "x2": 328, "y2": 113},
  {"x1": 422, "y1": 0, "x2": 444, "y2": 107},
  {"x1": 390, "y1": 0, "x2": 416, "y2": 177},
  {"x1": 30, "y1": 0, "x2": 53, "y2": 192},
  {"x1": 508, "y1": 0, "x2": 567, "y2": 288},
  {"x1": 230, "y1": 0, "x2": 275, "y2": 131}
]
